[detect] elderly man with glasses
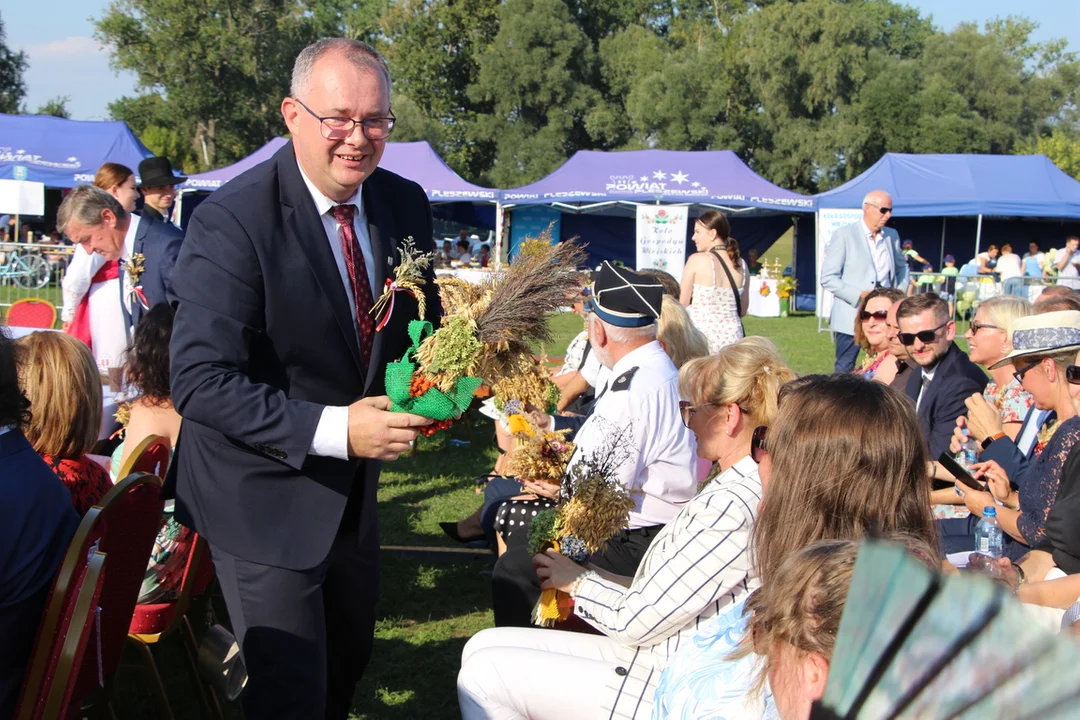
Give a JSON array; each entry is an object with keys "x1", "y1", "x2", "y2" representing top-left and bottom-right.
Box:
[
  {"x1": 897, "y1": 293, "x2": 987, "y2": 460},
  {"x1": 820, "y1": 189, "x2": 908, "y2": 372}
]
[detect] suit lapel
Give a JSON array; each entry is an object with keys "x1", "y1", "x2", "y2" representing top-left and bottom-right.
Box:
[
  {"x1": 278, "y1": 146, "x2": 364, "y2": 374},
  {"x1": 130, "y1": 219, "x2": 149, "y2": 328},
  {"x1": 362, "y1": 174, "x2": 398, "y2": 395}
]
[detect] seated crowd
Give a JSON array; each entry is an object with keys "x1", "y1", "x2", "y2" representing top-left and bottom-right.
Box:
[{"x1": 6, "y1": 249, "x2": 1080, "y2": 718}]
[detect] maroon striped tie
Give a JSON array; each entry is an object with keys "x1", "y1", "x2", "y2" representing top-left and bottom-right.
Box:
[{"x1": 329, "y1": 204, "x2": 375, "y2": 367}]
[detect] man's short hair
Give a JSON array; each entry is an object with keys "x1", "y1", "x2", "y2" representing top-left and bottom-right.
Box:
[
  {"x1": 1036, "y1": 292, "x2": 1080, "y2": 313},
  {"x1": 55, "y1": 184, "x2": 126, "y2": 233},
  {"x1": 897, "y1": 292, "x2": 949, "y2": 324},
  {"x1": 290, "y1": 38, "x2": 391, "y2": 98},
  {"x1": 590, "y1": 312, "x2": 658, "y2": 343}
]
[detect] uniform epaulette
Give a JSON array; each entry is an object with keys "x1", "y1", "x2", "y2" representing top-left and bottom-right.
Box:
[{"x1": 611, "y1": 367, "x2": 639, "y2": 392}]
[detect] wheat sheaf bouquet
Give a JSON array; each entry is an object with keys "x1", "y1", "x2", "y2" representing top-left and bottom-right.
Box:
[{"x1": 383, "y1": 231, "x2": 586, "y2": 434}]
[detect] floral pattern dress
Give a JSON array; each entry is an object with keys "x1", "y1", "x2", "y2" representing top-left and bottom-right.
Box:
[
  {"x1": 652, "y1": 598, "x2": 778, "y2": 719},
  {"x1": 42, "y1": 454, "x2": 114, "y2": 516},
  {"x1": 685, "y1": 255, "x2": 746, "y2": 355}
]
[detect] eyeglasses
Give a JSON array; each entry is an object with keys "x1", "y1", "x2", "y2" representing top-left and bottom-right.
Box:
[
  {"x1": 678, "y1": 401, "x2": 747, "y2": 428},
  {"x1": 293, "y1": 98, "x2": 396, "y2": 140},
  {"x1": 898, "y1": 321, "x2": 949, "y2": 347},
  {"x1": 1013, "y1": 359, "x2": 1042, "y2": 384},
  {"x1": 860, "y1": 310, "x2": 889, "y2": 322},
  {"x1": 968, "y1": 321, "x2": 1001, "y2": 334},
  {"x1": 866, "y1": 203, "x2": 893, "y2": 215},
  {"x1": 1067, "y1": 365, "x2": 1080, "y2": 385},
  {"x1": 751, "y1": 425, "x2": 768, "y2": 464}
]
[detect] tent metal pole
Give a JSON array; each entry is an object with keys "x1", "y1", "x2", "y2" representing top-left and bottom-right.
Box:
[
  {"x1": 494, "y1": 203, "x2": 505, "y2": 270},
  {"x1": 940, "y1": 217, "x2": 946, "y2": 268},
  {"x1": 975, "y1": 214, "x2": 983, "y2": 259}
]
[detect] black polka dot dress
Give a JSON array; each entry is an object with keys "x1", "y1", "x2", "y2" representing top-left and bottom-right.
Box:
[{"x1": 494, "y1": 497, "x2": 556, "y2": 548}]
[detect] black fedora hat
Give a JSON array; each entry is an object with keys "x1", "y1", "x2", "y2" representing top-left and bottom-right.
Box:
[{"x1": 138, "y1": 156, "x2": 186, "y2": 187}]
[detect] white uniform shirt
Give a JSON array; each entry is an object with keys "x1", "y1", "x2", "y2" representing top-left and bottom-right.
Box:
[{"x1": 564, "y1": 341, "x2": 698, "y2": 528}]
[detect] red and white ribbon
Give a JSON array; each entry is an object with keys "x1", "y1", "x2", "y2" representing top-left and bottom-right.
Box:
[{"x1": 372, "y1": 278, "x2": 418, "y2": 332}]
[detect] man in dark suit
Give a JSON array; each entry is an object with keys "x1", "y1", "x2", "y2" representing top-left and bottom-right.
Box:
[
  {"x1": 136, "y1": 156, "x2": 186, "y2": 224},
  {"x1": 167, "y1": 38, "x2": 437, "y2": 720},
  {"x1": 898, "y1": 293, "x2": 988, "y2": 459},
  {"x1": 0, "y1": 330, "x2": 80, "y2": 718},
  {"x1": 56, "y1": 184, "x2": 183, "y2": 341}
]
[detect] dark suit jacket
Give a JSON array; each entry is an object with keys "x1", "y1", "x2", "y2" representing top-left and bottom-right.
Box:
[
  {"x1": 0, "y1": 430, "x2": 79, "y2": 717},
  {"x1": 905, "y1": 342, "x2": 988, "y2": 460},
  {"x1": 168, "y1": 141, "x2": 439, "y2": 571},
  {"x1": 980, "y1": 407, "x2": 1054, "y2": 489},
  {"x1": 123, "y1": 214, "x2": 183, "y2": 331}
]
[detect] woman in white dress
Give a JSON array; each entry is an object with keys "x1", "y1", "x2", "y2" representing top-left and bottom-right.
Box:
[
  {"x1": 62, "y1": 163, "x2": 140, "y2": 375},
  {"x1": 679, "y1": 210, "x2": 749, "y2": 355}
]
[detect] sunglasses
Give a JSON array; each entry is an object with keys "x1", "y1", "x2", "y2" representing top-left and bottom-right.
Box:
[
  {"x1": 968, "y1": 321, "x2": 1001, "y2": 334},
  {"x1": 898, "y1": 321, "x2": 948, "y2": 347},
  {"x1": 1013, "y1": 359, "x2": 1042, "y2": 384},
  {"x1": 751, "y1": 425, "x2": 768, "y2": 464},
  {"x1": 860, "y1": 310, "x2": 889, "y2": 322},
  {"x1": 679, "y1": 401, "x2": 748, "y2": 428},
  {"x1": 867, "y1": 203, "x2": 893, "y2": 214},
  {"x1": 1068, "y1": 366, "x2": 1080, "y2": 385}
]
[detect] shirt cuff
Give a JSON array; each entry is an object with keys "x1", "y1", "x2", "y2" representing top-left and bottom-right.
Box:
[{"x1": 310, "y1": 405, "x2": 349, "y2": 460}]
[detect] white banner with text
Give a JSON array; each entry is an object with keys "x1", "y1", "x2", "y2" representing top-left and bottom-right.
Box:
[{"x1": 636, "y1": 205, "x2": 688, "y2": 279}]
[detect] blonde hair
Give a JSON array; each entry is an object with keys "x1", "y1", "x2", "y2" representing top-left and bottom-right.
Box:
[
  {"x1": 733, "y1": 534, "x2": 939, "y2": 694},
  {"x1": 658, "y1": 296, "x2": 709, "y2": 369},
  {"x1": 16, "y1": 333, "x2": 102, "y2": 459},
  {"x1": 978, "y1": 296, "x2": 1033, "y2": 338},
  {"x1": 678, "y1": 337, "x2": 796, "y2": 428},
  {"x1": 752, "y1": 375, "x2": 938, "y2": 592}
]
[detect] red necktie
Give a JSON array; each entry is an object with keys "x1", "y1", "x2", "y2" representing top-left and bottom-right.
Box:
[{"x1": 329, "y1": 204, "x2": 375, "y2": 367}]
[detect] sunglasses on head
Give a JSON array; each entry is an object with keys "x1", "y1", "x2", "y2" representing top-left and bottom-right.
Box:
[
  {"x1": 898, "y1": 321, "x2": 948, "y2": 347},
  {"x1": 860, "y1": 310, "x2": 889, "y2": 322},
  {"x1": 751, "y1": 425, "x2": 768, "y2": 464}
]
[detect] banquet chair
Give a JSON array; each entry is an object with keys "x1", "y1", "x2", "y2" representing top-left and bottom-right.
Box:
[
  {"x1": 126, "y1": 535, "x2": 222, "y2": 720},
  {"x1": 15, "y1": 473, "x2": 164, "y2": 719},
  {"x1": 117, "y1": 433, "x2": 171, "y2": 479},
  {"x1": 6, "y1": 298, "x2": 57, "y2": 329}
]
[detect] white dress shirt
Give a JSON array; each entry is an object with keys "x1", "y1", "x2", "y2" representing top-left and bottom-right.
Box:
[
  {"x1": 862, "y1": 220, "x2": 893, "y2": 287},
  {"x1": 917, "y1": 365, "x2": 937, "y2": 411},
  {"x1": 563, "y1": 341, "x2": 698, "y2": 528},
  {"x1": 119, "y1": 214, "x2": 142, "y2": 314},
  {"x1": 297, "y1": 163, "x2": 379, "y2": 461}
]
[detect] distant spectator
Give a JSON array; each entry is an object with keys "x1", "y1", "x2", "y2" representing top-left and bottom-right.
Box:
[
  {"x1": 1024, "y1": 240, "x2": 1045, "y2": 277},
  {"x1": 457, "y1": 239, "x2": 473, "y2": 265},
  {"x1": 0, "y1": 330, "x2": 80, "y2": 718},
  {"x1": 16, "y1": 332, "x2": 112, "y2": 516},
  {"x1": 997, "y1": 242, "x2": 1024, "y2": 295},
  {"x1": 746, "y1": 248, "x2": 763, "y2": 275},
  {"x1": 902, "y1": 240, "x2": 932, "y2": 294},
  {"x1": 137, "y1": 156, "x2": 186, "y2": 224},
  {"x1": 479, "y1": 244, "x2": 491, "y2": 268},
  {"x1": 977, "y1": 244, "x2": 1000, "y2": 275}
]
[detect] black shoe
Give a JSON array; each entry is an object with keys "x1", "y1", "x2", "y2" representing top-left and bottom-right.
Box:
[{"x1": 440, "y1": 521, "x2": 485, "y2": 544}]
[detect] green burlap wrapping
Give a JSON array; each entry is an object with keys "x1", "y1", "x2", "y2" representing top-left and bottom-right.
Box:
[{"x1": 385, "y1": 320, "x2": 483, "y2": 421}]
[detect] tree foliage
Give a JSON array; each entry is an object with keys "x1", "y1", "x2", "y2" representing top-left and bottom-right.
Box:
[
  {"x1": 0, "y1": 13, "x2": 27, "y2": 114},
  {"x1": 90, "y1": 0, "x2": 1080, "y2": 190},
  {"x1": 36, "y1": 96, "x2": 71, "y2": 118}
]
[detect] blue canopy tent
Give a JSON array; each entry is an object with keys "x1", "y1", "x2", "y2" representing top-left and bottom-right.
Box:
[
  {"x1": 178, "y1": 139, "x2": 498, "y2": 230},
  {"x1": 0, "y1": 113, "x2": 153, "y2": 187},
  {"x1": 498, "y1": 149, "x2": 815, "y2": 270},
  {"x1": 807, "y1": 153, "x2": 1080, "y2": 313}
]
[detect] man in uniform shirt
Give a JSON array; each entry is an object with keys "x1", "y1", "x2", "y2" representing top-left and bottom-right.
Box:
[{"x1": 490, "y1": 262, "x2": 699, "y2": 627}]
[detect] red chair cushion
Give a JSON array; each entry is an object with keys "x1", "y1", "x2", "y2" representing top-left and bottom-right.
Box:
[
  {"x1": 8, "y1": 301, "x2": 55, "y2": 329},
  {"x1": 128, "y1": 602, "x2": 177, "y2": 636}
]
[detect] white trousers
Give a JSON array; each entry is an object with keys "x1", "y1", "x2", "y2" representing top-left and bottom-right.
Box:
[{"x1": 457, "y1": 626, "x2": 621, "y2": 720}]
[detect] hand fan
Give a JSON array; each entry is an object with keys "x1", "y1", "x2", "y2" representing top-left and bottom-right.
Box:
[{"x1": 811, "y1": 540, "x2": 1080, "y2": 719}]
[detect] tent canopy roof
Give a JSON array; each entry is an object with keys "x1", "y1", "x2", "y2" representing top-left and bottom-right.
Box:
[
  {"x1": 0, "y1": 113, "x2": 153, "y2": 188},
  {"x1": 183, "y1": 139, "x2": 497, "y2": 203},
  {"x1": 500, "y1": 149, "x2": 814, "y2": 213},
  {"x1": 816, "y1": 153, "x2": 1080, "y2": 218}
]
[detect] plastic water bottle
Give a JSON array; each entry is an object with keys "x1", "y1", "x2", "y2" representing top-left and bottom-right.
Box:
[
  {"x1": 956, "y1": 428, "x2": 978, "y2": 470},
  {"x1": 974, "y1": 506, "x2": 1004, "y2": 558}
]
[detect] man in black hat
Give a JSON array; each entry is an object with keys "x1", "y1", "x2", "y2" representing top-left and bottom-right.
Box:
[
  {"x1": 490, "y1": 261, "x2": 699, "y2": 627},
  {"x1": 138, "y1": 156, "x2": 186, "y2": 224}
]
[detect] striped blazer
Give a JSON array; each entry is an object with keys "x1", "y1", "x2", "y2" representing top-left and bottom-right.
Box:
[{"x1": 572, "y1": 456, "x2": 762, "y2": 719}]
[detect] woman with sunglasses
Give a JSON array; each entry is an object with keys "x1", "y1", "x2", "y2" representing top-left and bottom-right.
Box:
[
  {"x1": 851, "y1": 287, "x2": 905, "y2": 383},
  {"x1": 956, "y1": 312, "x2": 1080, "y2": 572},
  {"x1": 458, "y1": 338, "x2": 794, "y2": 720}
]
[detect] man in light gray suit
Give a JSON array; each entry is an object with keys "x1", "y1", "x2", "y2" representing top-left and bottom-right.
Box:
[{"x1": 820, "y1": 189, "x2": 908, "y2": 372}]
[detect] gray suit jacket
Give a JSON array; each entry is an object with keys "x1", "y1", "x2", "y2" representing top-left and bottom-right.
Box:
[{"x1": 820, "y1": 221, "x2": 907, "y2": 335}]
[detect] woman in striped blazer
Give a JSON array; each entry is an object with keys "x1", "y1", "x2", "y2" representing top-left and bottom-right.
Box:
[{"x1": 457, "y1": 337, "x2": 796, "y2": 720}]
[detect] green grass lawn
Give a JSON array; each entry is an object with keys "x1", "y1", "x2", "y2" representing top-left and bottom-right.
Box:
[{"x1": 109, "y1": 311, "x2": 838, "y2": 719}]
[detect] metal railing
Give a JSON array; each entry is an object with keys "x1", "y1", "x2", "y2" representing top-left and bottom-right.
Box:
[
  {"x1": 0, "y1": 242, "x2": 75, "y2": 314},
  {"x1": 908, "y1": 272, "x2": 1069, "y2": 320}
]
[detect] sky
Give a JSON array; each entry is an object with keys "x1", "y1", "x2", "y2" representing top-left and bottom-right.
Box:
[{"x1": 4, "y1": 0, "x2": 1079, "y2": 121}]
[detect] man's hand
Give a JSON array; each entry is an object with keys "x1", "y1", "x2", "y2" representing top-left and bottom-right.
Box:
[
  {"x1": 346, "y1": 396, "x2": 430, "y2": 460},
  {"x1": 964, "y1": 393, "x2": 1002, "y2": 443}
]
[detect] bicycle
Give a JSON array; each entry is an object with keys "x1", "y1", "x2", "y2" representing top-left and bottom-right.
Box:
[{"x1": 0, "y1": 244, "x2": 52, "y2": 289}]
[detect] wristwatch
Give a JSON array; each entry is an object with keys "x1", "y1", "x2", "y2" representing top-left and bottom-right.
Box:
[{"x1": 981, "y1": 432, "x2": 1006, "y2": 450}]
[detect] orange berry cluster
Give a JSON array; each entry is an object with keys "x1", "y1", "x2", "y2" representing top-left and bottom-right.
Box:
[
  {"x1": 409, "y1": 373, "x2": 435, "y2": 398},
  {"x1": 421, "y1": 419, "x2": 454, "y2": 437}
]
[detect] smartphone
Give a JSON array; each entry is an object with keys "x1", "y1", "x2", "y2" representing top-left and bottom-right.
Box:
[{"x1": 937, "y1": 452, "x2": 984, "y2": 492}]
